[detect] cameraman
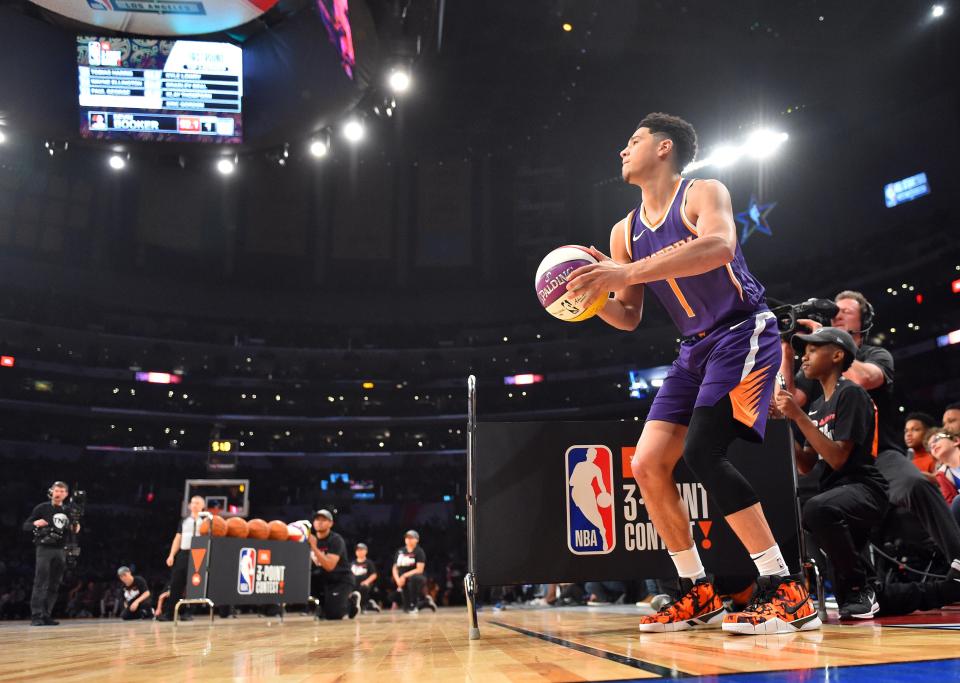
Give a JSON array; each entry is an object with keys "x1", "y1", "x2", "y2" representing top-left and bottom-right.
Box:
[
  {"x1": 23, "y1": 481, "x2": 79, "y2": 626},
  {"x1": 780, "y1": 290, "x2": 960, "y2": 566}
]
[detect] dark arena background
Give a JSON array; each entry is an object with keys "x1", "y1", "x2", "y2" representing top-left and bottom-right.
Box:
[{"x1": 0, "y1": 1, "x2": 958, "y2": 681}]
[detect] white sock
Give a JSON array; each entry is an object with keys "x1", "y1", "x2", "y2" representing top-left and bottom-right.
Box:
[
  {"x1": 750, "y1": 544, "x2": 790, "y2": 577},
  {"x1": 669, "y1": 545, "x2": 706, "y2": 581}
]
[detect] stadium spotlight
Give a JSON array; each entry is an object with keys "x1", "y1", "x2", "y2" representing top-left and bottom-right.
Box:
[
  {"x1": 216, "y1": 157, "x2": 236, "y2": 175},
  {"x1": 108, "y1": 154, "x2": 126, "y2": 170},
  {"x1": 932, "y1": 4, "x2": 945, "y2": 18},
  {"x1": 0, "y1": 129, "x2": 6, "y2": 144},
  {"x1": 309, "y1": 131, "x2": 330, "y2": 158},
  {"x1": 710, "y1": 144, "x2": 742, "y2": 168},
  {"x1": 343, "y1": 118, "x2": 365, "y2": 143},
  {"x1": 388, "y1": 68, "x2": 411, "y2": 94},
  {"x1": 744, "y1": 129, "x2": 789, "y2": 159}
]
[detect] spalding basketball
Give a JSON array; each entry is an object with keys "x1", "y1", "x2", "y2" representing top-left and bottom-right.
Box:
[
  {"x1": 268, "y1": 520, "x2": 289, "y2": 541},
  {"x1": 596, "y1": 492, "x2": 613, "y2": 508},
  {"x1": 535, "y1": 246, "x2": 608, "y2": 322},
  {"x1": 247, "y1": 518, "x2": 269, "y2": 540},
  {"x1": 226, "y1": 517, "x2": 249, "y2": 538},
  {"x1": 199, "y1": 515, "x2": 228, "y2": 537},
  {"x1": 286, "y1": 520, "x2": 311, "y2": 543}
]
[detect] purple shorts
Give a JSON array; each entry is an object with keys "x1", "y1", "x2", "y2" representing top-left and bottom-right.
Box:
[{"x1": 647, "y1": 310, "x2": 781, "y2": 440}]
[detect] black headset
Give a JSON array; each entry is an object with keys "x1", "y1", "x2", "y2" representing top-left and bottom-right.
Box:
[{"x1": 856, "y1": 298, "x2": 875, "y2": 334}]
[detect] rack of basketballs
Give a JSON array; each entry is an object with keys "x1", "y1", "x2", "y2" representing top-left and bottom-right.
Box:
[{"x1": 198, "y1": 515, "x2": 312, "y2": 543}]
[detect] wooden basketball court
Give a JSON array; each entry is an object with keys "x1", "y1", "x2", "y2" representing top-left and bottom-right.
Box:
[{"x1": 3, "y1": 605, "x2": 960, "y2": 682}]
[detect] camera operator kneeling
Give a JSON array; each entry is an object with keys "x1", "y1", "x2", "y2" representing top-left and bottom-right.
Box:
[{"x1": 23, "y1": 481, "x2": 80, "y2": 626}]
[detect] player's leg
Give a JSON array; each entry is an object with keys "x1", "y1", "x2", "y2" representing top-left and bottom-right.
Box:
[{"x1": 323, "y1": 581, "x2": 351, "y2": 619}]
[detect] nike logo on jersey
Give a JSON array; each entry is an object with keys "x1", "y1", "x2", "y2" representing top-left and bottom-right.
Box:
[{"x1": 633, "y1": 229, "x2": 647, "y2": 241}]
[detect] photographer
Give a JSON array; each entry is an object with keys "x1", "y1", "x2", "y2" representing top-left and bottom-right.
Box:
[
  {"x1": 23, "y1": 481, "x2": 79, "y2": 626},
  {"x1": 116, "y1": 566, "x2": 152, "y2": 620},
  {"x1": 779, "y1": 291, "x2": 960, "y2": 566}
]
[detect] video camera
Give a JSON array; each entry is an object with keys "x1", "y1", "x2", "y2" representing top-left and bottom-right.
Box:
[
  {"x1": 771, "y1": 298, "x2": 839, "y2": 340},
  {"x1": 64, "y1": 489, "x2": 86, "y2": 566}
]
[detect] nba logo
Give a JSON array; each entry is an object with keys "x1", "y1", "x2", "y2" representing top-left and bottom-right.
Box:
[
  {"x1": 565, "y1": 445, "x2": 616, "y2": 555},
  {"x1": 237, "y1": 548, "x2": 256, "y2": 595}
]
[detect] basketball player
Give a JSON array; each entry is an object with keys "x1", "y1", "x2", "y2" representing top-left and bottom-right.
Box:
[
  {"x1": 567, "y1": 113, "x2": 819, "y2": 635},
  {"x1": 569, "y1": 448, "x2": 612, "y2": 550}
]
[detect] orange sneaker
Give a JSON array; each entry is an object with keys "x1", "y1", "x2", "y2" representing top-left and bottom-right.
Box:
[
  {"x1": 638, "y1": 578, "x2": 727, "y2": 632},
  {"x1": 722, "y1": 575, "x2": 822, "y2": 635}
]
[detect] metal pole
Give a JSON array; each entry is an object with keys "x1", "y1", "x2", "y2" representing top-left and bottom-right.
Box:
[
  {"x1": 465, "y1": 375, "x2": 480, "y2": 640},
  {"x1": 788, "y1": 420, "x2": 827, "y2": 620}
]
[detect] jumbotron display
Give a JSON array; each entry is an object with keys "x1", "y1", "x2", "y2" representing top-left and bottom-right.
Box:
[{"x1": 77, "y1": 36, "x2": 243, "y2": 143}]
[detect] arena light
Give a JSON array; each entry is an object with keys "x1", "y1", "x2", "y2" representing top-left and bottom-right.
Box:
[
  {"x1": 309, "y1": 136, "x2": 329, "y2": 158},
  {"x1": 710, "y1": 145, "x2": 743, "y2": 168},
  {"x1": 108, "y1": 154, "x2": 126, "y2": 170},
  {"x1": 388, "y1": 68, "x2": 411, "y2": 94},
  {"x1": 937, "y1": 329, "x2": 960, "y2": 347},
  {"x1": 343, "y1": 119, "x2": 365, "y2": 143},
  {"x1": 135, "y1": 371, "x2": 182, "y2": 385},
  {"x1": 0, "y1": 130, "x2": 6, "y2": 144},
  {"x1": 744, "y1": 130, "x2": 789, "y2": 159},
  {"x1": 932, "y1": 5, "x2": 945, "y2": 18},
  {"x1": 952, "y1": 277, "x2": 960, "y2": 294},
  {"x1": 504, "y1": 373, "x2": 544, "y2": 385},
  {"x1": 216, "y1": 158, "x2": 236, "y2": 175},
  {"x1": 0, "y1": 355, "x2": 14, "y2": 368}
]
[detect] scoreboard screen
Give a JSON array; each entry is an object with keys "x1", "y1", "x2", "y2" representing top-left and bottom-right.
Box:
[{"x1": 77, "y1": 36, "x2": 243, "y2": 143}]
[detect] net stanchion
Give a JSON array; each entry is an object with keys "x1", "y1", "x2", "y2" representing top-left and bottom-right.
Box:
[{"x1": 465, "y1": 374, "x2": 480, "y2": 640}]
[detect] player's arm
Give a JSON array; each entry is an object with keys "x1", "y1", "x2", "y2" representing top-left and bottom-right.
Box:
[
  {"x1": 315, "y1": 552, "x2": 340, "y2": 572},
  {"x1": 777, "y1": 390, "x2": 854, "y2": 471},
  {"x1": 131, "y1": 590, "x2": 151, "y2": 609},
  {"x1": 363, "y1": 572, "x2": 378, "y2": 586},
  {"x1": 167, "y1": 533, "x2": 181, "y2": 566},
  {"x1": 794, "y1": 442, "x2": 819, "y2": 475},
  {"x1": 629, "y1": 179, "x2": 737, "y2": 282},
  {"x1": 592, "y1": 218, "x2": 644, "y2": 331}
]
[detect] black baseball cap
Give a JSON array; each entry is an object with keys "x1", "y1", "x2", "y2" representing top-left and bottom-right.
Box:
[
  {"x1": 792, "y1": 327, "x2": 857, "y2": 370},
  {"x1": 314, "y1": 509, "x2": 334, "y2": 521}
]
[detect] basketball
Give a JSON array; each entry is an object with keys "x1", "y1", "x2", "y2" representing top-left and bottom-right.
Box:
[
  {"x1": 226, "y1": 516, "x2": 249, "y2": 538},
  {"x1": 535, "y1": 246, "x2": 608, "y2": 322},
  {"x1": 286, "y1": 520, "x2": 310, "y2": 542},
  {"x1": 268, "y1": 520, "x2": 289, "y2": 541},
  {"x1": 247, "y1": 518, "x2": 269, "y2": 540},
  {"x1": 199, "y1": 515, "x2": 228, "y2": 537},
  {"x1": 596, "y1": 492, "x2": 613, "y2": 508}
]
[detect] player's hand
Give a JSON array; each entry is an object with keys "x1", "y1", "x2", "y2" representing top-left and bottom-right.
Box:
[
  {"x1": 566, "y1": 247, "x2": 626, "y2": 301},
  {"x1": 796, "y1": 318, "x2": 823, "y2": 334},
  {"x1": 774, "y1": 389, "x2": 804, "y2": 421},
  {"x1": 33, "y1": 519, "x2": 49, "y2": 528},
  {"x1": 166, "y1": 555, "x2": 175, "y2": 567}
]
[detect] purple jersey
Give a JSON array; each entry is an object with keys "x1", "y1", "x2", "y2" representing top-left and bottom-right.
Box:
[{"x1": 627, "y1": 178, "x2": 767, "y2": 336}]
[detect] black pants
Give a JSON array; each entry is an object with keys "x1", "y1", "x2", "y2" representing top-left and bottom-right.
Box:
[
  {"x1": 802, "y1": 482, "x2": 887, "y2": 604},
  {"x1": 356, "y1": 582, "x2": 378, "y2": 607},
  {"x1": 121, "y1": 604, "x2": 153, "y2": 620},
  {"x1": 401, "y1": 574, "x2": 426, "y2": 610},
  {"x1": 164, "y1": 549, "x2": 189, "y2": 617},
  {"x1": 876, "y1": 449, "x2": 960, "y2": 560},
  {"x1": 30, "y1": 546, "x2": 66, "y2": 619},
  {"x1": 313, "y1": 576, "x2": 353, "y2": 619},
  {"x1": 877, "y1": 578, "x2": 960, "y2": 616}
]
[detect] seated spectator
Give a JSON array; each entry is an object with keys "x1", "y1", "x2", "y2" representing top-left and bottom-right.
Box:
[
  {"x1": 585, "y1": 581, "x2": 626, "y2": 605},
  {"x1": 944, "y1": 403, "x2": 960, "y2": 433},
  {"x1": 929, "y1": 429, "x2": 960, "y2": 527},
  {"x1": 776, "y1": 327, "x2": 888, "y2": 619},
  {"x1": 904, "y1": 412, "x2": 938, "y2": 482},
  {"x1": 116, "y1": 567, "x2": 152, "y2": 620}
]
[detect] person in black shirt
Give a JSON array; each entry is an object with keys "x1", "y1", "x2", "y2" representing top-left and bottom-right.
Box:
[
  {"x1": 351, "y1": 543, "x2": 381, "y2": 612},
  {"x1": 392, "y1": 530, "x2": 437, "y2": 613},
  {"x1": 780, "y1": 291, "x2": 960, "y2": 567},
  {"x1": 116, "y1": 566, "x2": 153, "y2": 620},
  {"x1": 777, "y1": 327, "x2": 888, "y2": 619},
  {"x1": 308, "y1": 509, "x2": 360, "y2": 619},
  {"x1": 23, "y1": 481, "x2": 79, "y2": 626}
]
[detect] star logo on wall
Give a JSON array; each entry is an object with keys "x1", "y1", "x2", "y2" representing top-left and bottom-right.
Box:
[{"x1": 736, "y1": 195, "x2": 777, "y2": 244}]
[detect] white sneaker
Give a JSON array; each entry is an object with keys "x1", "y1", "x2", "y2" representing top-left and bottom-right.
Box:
[{"x1": 348, "y1": 591, "x2": 361, "y2": 619}]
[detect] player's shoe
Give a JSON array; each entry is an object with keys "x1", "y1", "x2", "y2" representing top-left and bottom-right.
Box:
[
  {"x1": 839, "y1": 587, "x2": 879, "y2": 620},
  {"x1": 423, "y1": 595, "x2": 438, "y2": 612},
  {"x1": 366, "y1": 599, "x2": 382, "y2": 613},
  {"x1": 348, "y1": 591, "x2": 361, "y2": 619},
  {"x1": 722, "y1": 574, "x2": 822, "y2": 635},
  {"x1": 637, "y1": 577, "x2": 727, "y2": 632}
]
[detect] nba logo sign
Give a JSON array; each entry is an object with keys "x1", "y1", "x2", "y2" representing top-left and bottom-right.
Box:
[
  {"x1": 237, "y1": 548, "x2": 256, "y2": 594},
  {"x1": 565, "y1": 445, "x2": 616, "y2": 555}
]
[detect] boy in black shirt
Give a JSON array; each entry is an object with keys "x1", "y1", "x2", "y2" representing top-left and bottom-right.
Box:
[
  {"x1": 392, "y1": 530, "x2": 437, "y2": 613},
  {"x1": 776, "y1": 327, "x2": 888, "y2": 619},
  {"x1": 308, "y1": 509, "x2": 360, "y2": 619},
  {"x1": 351, "y1": 543, "x2": 381, "y2": 612},
  {"x1": 116, "y1": 566, "x2": 153, "y2": 620}
]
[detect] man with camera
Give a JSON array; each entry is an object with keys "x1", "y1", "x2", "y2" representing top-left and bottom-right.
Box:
[
  {"x1": 779, "y1": 291, "x2": 960, "y2": 567},
  {"x1": 23, "y1": 481, "x2": 79, "y2": 626}
]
